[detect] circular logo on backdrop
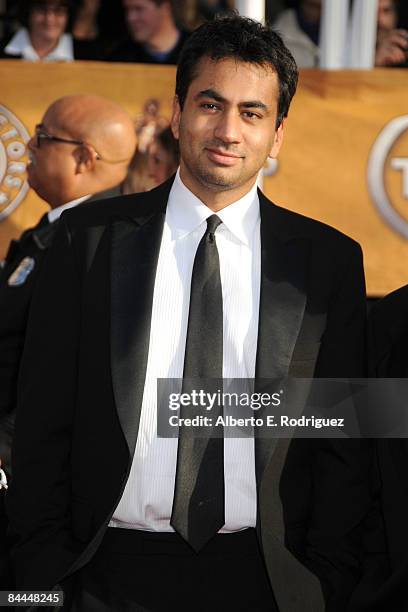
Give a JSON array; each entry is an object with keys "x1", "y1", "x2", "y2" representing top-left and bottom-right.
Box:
[
  {"x1": 367, "y1": 116, "x2": 408, "y2": 239},
  {"x1": 0, "y1": 105, "x2": 30, "y2": 222}
]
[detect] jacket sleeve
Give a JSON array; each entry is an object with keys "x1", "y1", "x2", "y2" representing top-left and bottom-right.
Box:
[
  {"x1": 290, "y1": 242, "x2": 388, "y2": 611},
  {"x1": 6, "y1": 215, "x2": 82, "y2": 590}
]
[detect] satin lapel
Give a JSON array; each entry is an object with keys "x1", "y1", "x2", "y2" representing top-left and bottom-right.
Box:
[
  {"x1": 110, "y1": 184, "x2": 170, "y2": 457},
  {"x1": 254, "y1": 196, "x2": 323, "y2": 610},
  {"x1": 255, "y1": 194, "x2": 310, "y2": 485}
]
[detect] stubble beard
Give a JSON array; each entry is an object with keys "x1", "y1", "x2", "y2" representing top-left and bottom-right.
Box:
[{"x1": 183, "y1": 154, "x2": 246, "y2": 193}]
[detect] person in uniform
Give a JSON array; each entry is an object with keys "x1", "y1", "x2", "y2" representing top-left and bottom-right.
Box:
[{"x1": 0, "y1": 93, "x2": 136, "y2": 586}]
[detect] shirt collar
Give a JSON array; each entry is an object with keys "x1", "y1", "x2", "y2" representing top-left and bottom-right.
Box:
[
  {"x1": 4, "y1": 28, "x2": 74, "y2": 61},
  {"x1": 145, "y1": 29, "x2": 181, "y2": 61},
  {"x1": 47, "y1": 194, "x2": 90, "y2": 223},
  {"x1": 167, "y1": 169, "x2": 260, "y2": 246}
]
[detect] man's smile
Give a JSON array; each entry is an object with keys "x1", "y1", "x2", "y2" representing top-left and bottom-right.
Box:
[{"x1": 205, "y1": 147, "x2": 244, "y2": 166}]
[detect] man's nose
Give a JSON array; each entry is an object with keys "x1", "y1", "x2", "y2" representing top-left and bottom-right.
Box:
[
  {"x1": 213, "y1": 110, "x2": 242, "y2": 144},
  {"x1": 43, "y1": 12, "x2": 53, "y2": 23}
]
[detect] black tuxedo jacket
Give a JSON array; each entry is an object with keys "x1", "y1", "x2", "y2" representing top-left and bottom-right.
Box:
[
  {"x1": 368, "y1": 285, "x2": 408, "y2": 611},
  {"x1": 0, "y1": 191, "x2": 120, "y2": 474},
  {"x1": 8, "y1": 178, "x2": 376, "y2": 611}
]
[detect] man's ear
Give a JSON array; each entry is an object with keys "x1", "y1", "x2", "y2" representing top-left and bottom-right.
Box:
[
  {"x1": 75, "y1": 144, "x2": 96, "y2": 174},
  {"x1": 171, "y1": 95, "x2": 181, "y2": 140},
  {"x1": 269, "y1": 121, "x2": 284, "y2": 159}
]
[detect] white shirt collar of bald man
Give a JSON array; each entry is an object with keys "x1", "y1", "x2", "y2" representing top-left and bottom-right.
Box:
[{"x1": 47, "y1": 194, "x2": 91, "y2": 224}]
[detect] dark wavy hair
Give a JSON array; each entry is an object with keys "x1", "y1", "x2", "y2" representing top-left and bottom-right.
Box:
[
  {"x1": 175, "y1": 14, "x2": 298, "y2": 128},
  {"x1": 18, "y1": 0, "x2": 76, "y2": 31}
]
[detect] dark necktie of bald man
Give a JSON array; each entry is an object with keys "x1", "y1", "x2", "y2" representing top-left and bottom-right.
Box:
[{"x1": 171, "y1": 214, "x2": 225, "y2": 551}]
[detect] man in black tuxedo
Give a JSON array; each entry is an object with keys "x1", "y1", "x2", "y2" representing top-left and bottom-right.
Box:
[
  {"x1": 8, "y1": 15, "x2": 377, "y2": 612},
  {"x1": 368, "y1": 285, "x2": 408, "y2": 611}
]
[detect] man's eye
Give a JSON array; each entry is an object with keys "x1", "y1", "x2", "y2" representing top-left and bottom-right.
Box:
[
  {"x1": 242, "y1": 111, "x2": 260, "y2": 119},
  {"x1": 201, "y1": 103, "x2": 219, "y2": 111}
]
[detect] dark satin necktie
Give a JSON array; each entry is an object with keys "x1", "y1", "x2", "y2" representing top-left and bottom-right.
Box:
[{"x1": 171, "y1": 214, "x2": 225, "y2": 551}]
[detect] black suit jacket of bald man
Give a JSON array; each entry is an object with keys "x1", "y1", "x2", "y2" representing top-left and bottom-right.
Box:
[
  {"x1": 7, "y1": 176, "x2": 381, "y2": 612},
  {"x1": 0, "y1": 189, "x2": 122, "y2": 591},
  {"x1": 0, "y1": 188, "x2": 122, "y2": 476}
]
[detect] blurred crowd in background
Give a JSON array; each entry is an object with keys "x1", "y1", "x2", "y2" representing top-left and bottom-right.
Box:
[{"x1": 1, "y1": 0, "x2": 407, "y2": 66}]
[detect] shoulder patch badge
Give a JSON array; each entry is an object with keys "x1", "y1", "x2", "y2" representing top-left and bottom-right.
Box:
[{"x1": 7, "y1": 256, "x2": 35, "y2": 286}]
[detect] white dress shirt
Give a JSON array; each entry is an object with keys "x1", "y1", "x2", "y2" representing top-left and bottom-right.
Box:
[
  {"x1": 111, "y1": 170, "x2": 261, "y2": 532},
  {"x1": 4, "y1": 28, "x2": 74, "y2": 62},
  {"x1": 47, "y1": 195, "x2": 90, "y2": 224}
]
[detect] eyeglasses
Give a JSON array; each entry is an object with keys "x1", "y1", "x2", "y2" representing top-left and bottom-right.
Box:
[
  {"x1": 35, "y1": 123, "x2": 87, "y2": 149},
  {"x1": 34, "y1": 124, "x2": 129, "y2": 164}
]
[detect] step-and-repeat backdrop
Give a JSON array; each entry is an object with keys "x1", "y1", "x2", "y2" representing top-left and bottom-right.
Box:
[{"x1": 1, "y1": 61, "x2": 407, "y2": 296}]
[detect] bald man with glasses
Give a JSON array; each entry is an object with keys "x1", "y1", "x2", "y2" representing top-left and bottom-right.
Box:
[
  {"x1": 0, "y1": 93, "x2": 136, "y2": 466},
  {"x1": 0, "y1": 94, "x2": 136, "y2": 586}
]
